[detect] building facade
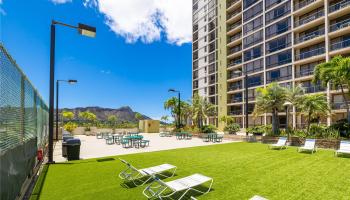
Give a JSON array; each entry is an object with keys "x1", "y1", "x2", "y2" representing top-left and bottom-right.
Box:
[{"x1": 192, "y1": 0, "x2": 349, "y2": 130}]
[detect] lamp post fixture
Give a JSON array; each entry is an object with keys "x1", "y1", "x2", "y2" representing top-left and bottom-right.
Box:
[
  {"x1": 233, "y1": 69, "x2": 249, "y2": 136},
  {"x1": 48, "y1": 20, "x2": 96, "y2": 163},
  {"x1": 168, "y1": 89, "x2": 181, "y2": 129},
  {"x1": 56, "y1": 79, "x2": 77, "y2": 141}
]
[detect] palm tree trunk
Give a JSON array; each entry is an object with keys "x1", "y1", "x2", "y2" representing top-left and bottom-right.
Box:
[
  {"x1": 272, "y1": 109, "x2": 279, "y2": 135},
  {"x1": 339, "y1": 84, "x2": 350, "y2": 123},
  {"x1": 307, "y1": 111, "x2": 311, "y2": 134}
]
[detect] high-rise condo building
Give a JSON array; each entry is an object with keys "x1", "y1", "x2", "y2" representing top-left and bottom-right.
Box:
[{"x1": 192, "y1": 0, "x2": 349, "y2": 130}]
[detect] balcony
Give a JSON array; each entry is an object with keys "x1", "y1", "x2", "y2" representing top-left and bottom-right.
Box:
[
  {"x1": 228, "y1": 110, "x2": 243, "y2": 115},
  {"x1": 295, "y1": 69, "x2": 314, "y2": 78},
  {"x1": 303, "y1": 85, "x2": 326, "y2": 93},
  {"x1": 294, "y1": 0, "x2": 317, "y2": 11},
  {"x1": 295, "y1": 47, "x2": 325, "y2": 60},
  {"x1": 332, "y1": 101, "x2": 350, "y2": 109},
  {"x1": 228, "y1": 59, "x2": 242, "y2": 68},
  {"x1": 266, "y1": 42, "x2": 291, "y2": 54},
  {"x1": 294, "y1": 10, "x2": 324, "y2": 27},
  {"x1": 228, "y1": 71, "x2": 242, "y2": 79},
  {"x1": 329, "y1": 0, "x2": 350, "y2": 13},
  {"x1": 295, "y1": 28, "x2": 325, "y2": 44},
  {"x1": 266, "y1": 57, "x2": 292, "y2": 69},
  {"x1": 248, "y1": 81, "x2": 262, "y2": 88},
  {"x1": 229, "y1": 97, "x2": 243, "y2": 103},
  {"x1": 227, "y1": 10, "x2": 241, "y2": 22},
  {"x1": 228, "y1": 45, "x2": 242, "y2": 55},
  {"x1": 245, "y1": 66, "x2": 263, "y2": 74},
  {"x1": 330, "y1": 18, "x2": 350, "y2": 32},
  {"x1": 228, "y1": 84, "x2": 243, "y2": 91},
  {"x1": 266, "y1": 74, "x2": 292, "y2": 83},
  {"x1": 229, "y1": 33, "x2": 241, "y2": 43},
  {"x1": 331, "y1": 39, "x2": 350, "y2": 51}
]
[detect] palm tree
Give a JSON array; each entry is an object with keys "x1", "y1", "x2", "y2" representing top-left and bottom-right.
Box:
[
  {"x1": 191, "y1": 93, "x2": 216, "y2": 128},
  {"x1": 160, "y1": 115, "x2": 169, "y2": 124},
  {"x1": 314, "y1": 56, "x2": 350, "y2": 123},
  {"x1": 253, "y1": 82, "x2": 287, "y2": 135},
  {"x1": 107, "y1": 115, "x2": 118, "y2": 133},
  {"x1": 299, "y1": 94, "x2": 330, "y2": 133},
  {"x1": 164, "y1": 97, "x2": 179, "y2": 124}
]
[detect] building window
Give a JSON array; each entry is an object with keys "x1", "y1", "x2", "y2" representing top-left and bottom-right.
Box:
[
  {"x1": 243, "y1": 2, "x2": 263, "y2": 22},
  {"x1": 243, "y1": 16, "x2": 263, "y2": 36},
  {"x1": 244, "y1": 45, "x2": 263, "y2": 62},
  {"x1": 266, "y1": 49, "x2": 292, "y2": 68},
  {"x1": 265, "y1": 1, "x2": 291, "y2": 25},
  {"x1": 266, "y1": 34, "x2": 291, "y2": 54}
]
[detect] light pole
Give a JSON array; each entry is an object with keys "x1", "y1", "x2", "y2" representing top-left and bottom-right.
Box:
[
  {"x1": 56, "y1": 79, "x2": 77, "y2": 141},
  {"x1": 233, "y1": 69, "x2": 249, "y2": 136},
  {"x1": 168, "y1": 89, "x2": 181, "y2": 129},
  {"x1": 48, "y1": 20, "x2": 96, "y2": 163}
]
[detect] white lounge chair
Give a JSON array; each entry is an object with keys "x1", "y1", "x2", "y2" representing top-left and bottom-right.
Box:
[
  {"x1": 268, "y1": 137, "x2": 287, "y2": 150},
  {"x1": 143, "y1": 173, "x2": 213, "y2": 200},
  {"x1": 118, "y1": 159, "x2": 177, "y2": 186},
  {"x1": 335, "y1": 140, "x2": 350, "y2": 157},
  {"x1": 298, "y1": 139, "x2": 317, "y2": 154}
]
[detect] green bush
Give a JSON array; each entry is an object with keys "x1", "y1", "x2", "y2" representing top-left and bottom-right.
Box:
[
  {"x1": 330, "y1": 119, "x2": 350, "y2": 138},
  {"x1": 291, "y1": 129, "x2": 307, "y2": 138},
  {"x1": 63, "y1": 122, "x2": 77, "y2": 133},
  {"x1": 200, "y1": 125, "x2": 217, "y2": 133},
  {"x1": 247, "y1": 125, "x2": 273, "y2": 136},
  {"x1": 224, "y1": 123, "x2": 240, "y2": 134}
]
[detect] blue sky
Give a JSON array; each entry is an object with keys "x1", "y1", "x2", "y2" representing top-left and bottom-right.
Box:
[{"x1": 0, "y1": 0, "x2": 192, "y2": 119}]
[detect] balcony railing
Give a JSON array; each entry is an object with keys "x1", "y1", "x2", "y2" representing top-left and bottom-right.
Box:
[
  {"x1": 248, "y1": 81, "x2": 262, "y2": 88},
  {"x1": 227, "y1": 10, "x2": 241, "y2": 20},
  {"x1": 228, "y1": 72, "x2": 242, "y2": 79},
  {"x1": 266, "y1": 74, "x2": 292, "y2": 83},
  {"x1": 229, "y1": 33, "x2": 241, "y2": 43},
  {"x1": 295, "y1": 69, "x2": 314, "y2": 78},
  {"x1": 267, "y1": 42, "x2": 291, "y2": 54},
  {"x1": 266, "y1": 57, "x2": 292, "y2": 68},
  {"x1": 228, "y1": 22, "x2": 242, "y2": 31},
  {"x1": 229, "y1": 46, "x2": 242, "y2": 55},
  {"x1": 294, "y1": 0, "x2": 316, "y2": 11},
  {"x1": 228, "y1": 59, "x2": 242, "y2": 67},
  {"x1": 329, "y1": 0, "x2": 350, "y2": 13},
  {"x1": 295, "y1": 47, "x2": 325, "y2": 60},
  {"x1": 294, "y1": 10, "x2": 324, "y2": 27},
  {"x1": 331, "y1": 39, "x2": 350, "y2": 51},
  {"x1": 332, "y1": 101, "x2": 350, "y2": 109},
  {"x1": 245, "y1": 66, "x2": 264, "y2": 74},
  {"x1": 295, "y1": 28, "x2": 325, "y2": 44},
  {"x1": 330, "y1": 18, "x2": 350, "y2": 32},
  {"x1": 229, "y1": 97, "x2": 243, "y2": 103},
  {"x1": 228, "y1": 110, "x2": 243, "y2": 115},
  {"x1": 228, "y1": 84, "x2": 243, "y2": 91},
  {"x1": 303, "y1": 85, "x2": 326, "y2": 93}
]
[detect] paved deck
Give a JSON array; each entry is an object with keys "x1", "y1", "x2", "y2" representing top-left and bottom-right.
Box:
[{"x1": 53, "y1": 133, "x2": 236, "y2": 162}]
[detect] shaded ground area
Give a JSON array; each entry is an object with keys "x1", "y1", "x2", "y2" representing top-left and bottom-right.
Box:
[
  {"x1": 38, "y1": 142, "x2": 350, "y2": 200},
  {"x1": 53, "y1": 134, "x2": 233, "y2": 162}
]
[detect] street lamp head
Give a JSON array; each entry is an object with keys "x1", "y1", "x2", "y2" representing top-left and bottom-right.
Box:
[
  {"x1": 68, "y1": 79, "x2": 78, "y2": 84},
  {"x1": 283, "y1": 101, "x2": 292, "y2": 106},
  {"x1": 168, "y1": 89, "x2": 176, "y2": 92},
  {"x1": 78, "y1": 23, "x2": 96, "y2": 38}
]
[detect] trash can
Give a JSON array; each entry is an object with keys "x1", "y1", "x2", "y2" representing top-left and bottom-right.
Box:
[
  {"x1": 66, "y1": 139, "x2": 81, "y2": 161},
  {"x1": 62, "y1": 141, "x2": 68, "y2": 157}
]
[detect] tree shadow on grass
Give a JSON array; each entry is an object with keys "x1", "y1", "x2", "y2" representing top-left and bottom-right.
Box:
[{"x1": 335, "y1": 153, "x2": 350, "y2": 159}]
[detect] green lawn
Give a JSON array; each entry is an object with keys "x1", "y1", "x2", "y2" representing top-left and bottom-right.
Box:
[{"x1": 33, "y1": 142, "x2": 350, "y2": 200}]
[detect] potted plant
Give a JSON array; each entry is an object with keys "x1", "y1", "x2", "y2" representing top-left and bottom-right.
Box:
[{"x1": 224, "y1": 123, "x2": 240, "y2": 134}]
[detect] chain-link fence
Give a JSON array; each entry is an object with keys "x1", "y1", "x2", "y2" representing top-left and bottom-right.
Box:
[{"x1": 0, "y1": 43, "x2": 49, "y2": 200}]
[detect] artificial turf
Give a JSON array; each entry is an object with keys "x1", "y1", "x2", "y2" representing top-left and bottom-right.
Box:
[{"x1": 34, "y1": 142, "x2": 350, "y2": 200}]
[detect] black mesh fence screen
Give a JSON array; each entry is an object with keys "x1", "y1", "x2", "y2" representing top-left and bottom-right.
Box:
[{"x1": 0, "y1": 44, "x2": 49, "y2": 200}]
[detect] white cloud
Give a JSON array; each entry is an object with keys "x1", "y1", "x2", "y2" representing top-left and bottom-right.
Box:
[
  {"x1": 84, "y1": 0, "x2": 192, "y2": 45},
  {"x1": 51, "y1": 0, "x2": 72, "y2": 4}
]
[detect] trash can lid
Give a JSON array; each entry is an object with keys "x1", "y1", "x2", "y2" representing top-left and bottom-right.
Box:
[{"x1": 66, "y1": 138, "x2": 81, "y2": 145}]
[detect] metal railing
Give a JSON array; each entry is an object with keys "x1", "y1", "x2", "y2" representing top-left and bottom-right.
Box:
[
  {"x1": 227, "y1": 0, "x2": 240, "y2": 8},
  {"x1": 227, "y1": 10, "x2": 241, "y2": 20},
  {"x1": 295, "y1": 28, "x2": 324, "y2": 44},
  {"x1": 229, "y1": 97, "x2": 243, "y2": 103},
  {"x1": 266, "y1": 57, "x2": 292, "y2": 68},
  {"x1": 229, "y1": 45, "x2": 242, "y2": 55},
  {"x1": 294, "y1": 10, "x2": 324, "y2": 27},
  {"x1": 330, "y1": 18, "x2": 350, "y2": 32},
  {"x1": 229, "y1": 33, "x2": 241, "y2": 43},
  {"x1": 303, "y1": 85, "x2": 326, "y2": 93},
  {"x1": 267, "y1": 41, "x2": 291, "y2": 54},
  {"x1": 228, "y1": 84, "x2": 243, "y2": 91},
  {"x1": 266, "y1": 74, "x2": 292, "y2": 83},
  {"x1": 330, "y1": 38, "x2": 350, "y2": 51},
  {"x1": 294, "y1": 0, "x2": 316, "y2": 10},
  {"x1": 228, "y1": 59, "x2": 242, "y2": 67},
  {"x1": 295, "y1": 69, "x2": 314, "y2": 77},
  {"x1": 295, "y1": 47, "x2": 325, "y2": 60},
  {"x1": 228, "y1": 110, "x2": 243, "y2": 115},
  {"x1": 329, "y1": 0, "x2": 350, "y2": 13},
  {"x1": 332, "y1": 101, "x2": 350, "y2": 109},
  {"x1": 228, "y1": 22, "x2": 242, "y2": 31}
]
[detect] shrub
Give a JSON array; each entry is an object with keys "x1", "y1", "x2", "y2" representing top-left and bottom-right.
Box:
[
  {"x1": 200, "y1": 125, "x2": 217, "y2": 133},
  {"x1": 248, "y1": 125, "x2": 273, "y2": 136},
  {"x1": 224, "y1": 123, "x2": 240, "y2": 134},
  {"x1": 330, "y1": 119, "x2": 350, "y2": 138},
  {"x1": 64, "y1": 122, "x2": 77, "y2": 133},
  {"x1": 292, "y1": 129, "x2": 307, "y2": 138}
]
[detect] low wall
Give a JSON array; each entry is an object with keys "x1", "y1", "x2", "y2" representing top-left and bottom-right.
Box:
[{"x1": 69, "y1": 127, "x2": 138, "y2": 136}]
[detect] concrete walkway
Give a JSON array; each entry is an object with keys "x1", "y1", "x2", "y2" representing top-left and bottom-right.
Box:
[{"x1": 53, "y1": 133, "x2": 236, "y2": 162}]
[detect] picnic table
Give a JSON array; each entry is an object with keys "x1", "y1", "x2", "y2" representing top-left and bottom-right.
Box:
[
  {"x1": 176, "y1": 132, "x2": 192, "y2": 140},
  {"x1": 202, "y1": 133, "x2": 223, "y2": 143},
  {"x1": 122, "y1": 135, "x2": 144, "y2": 148}
]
